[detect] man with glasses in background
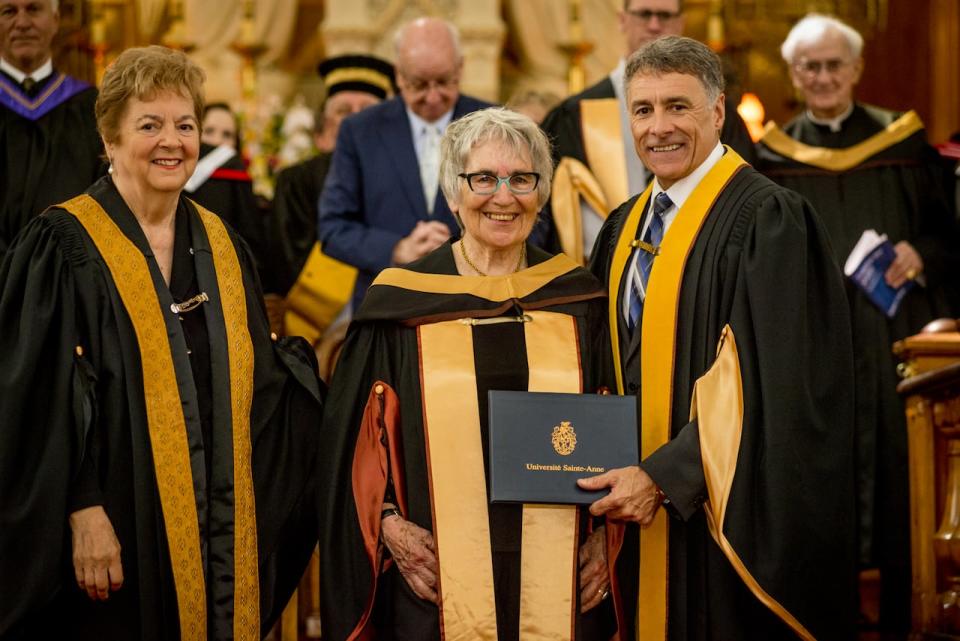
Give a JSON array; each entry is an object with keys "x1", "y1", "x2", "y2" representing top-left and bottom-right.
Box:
[
  {"x1": 541, "y1": 0, "x2": 755, "y2": 265},
  {"x1": 757, "y1": 14, "x2": 960, "y2": 637},
  {"x1": 319, "y1": 17, "x2": 491, "y2": 311}
]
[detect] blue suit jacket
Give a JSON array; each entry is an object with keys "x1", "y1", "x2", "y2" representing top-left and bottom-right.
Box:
[{"x1": 318, "y1": 94, "x2": 492, "y2": 309}]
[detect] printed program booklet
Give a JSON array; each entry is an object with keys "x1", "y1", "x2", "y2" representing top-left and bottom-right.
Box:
[{"x1": 843, "y1": 229, "x2": 914, "y2": 318}]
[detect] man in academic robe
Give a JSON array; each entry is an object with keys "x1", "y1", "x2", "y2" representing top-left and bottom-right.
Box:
[
  {"x1": 318, "y1": 17, "x2": 492, "y2": 311},
  {"x1": 0, "y1": 0, "x2": 103, "y2": 256},
  {"x1": 268, "y1": 54, "x2": 392, "y2": 340},
  {"x1": 540, "y1": 0, "x2": 756, "y2": 265},
  {"x1": 582, "y1": 35, "x2": 857, "y2": 640},
  {"x1": 756, "y1": 15, "x2": 960, "y2": 634}
]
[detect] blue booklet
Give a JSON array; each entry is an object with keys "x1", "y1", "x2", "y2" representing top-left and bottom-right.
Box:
[
  {"x1": 488, "y1": 391, "x2": 638, "y2": 505},
  {"x1": 843, "y1": 230, "x2": 914, "y2": 318}
]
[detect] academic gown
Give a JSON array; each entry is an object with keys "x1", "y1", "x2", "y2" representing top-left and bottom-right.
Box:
[
  {"x1": 0, "y1": 70, "x2": 104, "y2": 256},
  {"x1": 189, "y1": 143, "x2": 270, "y2": 289},
  {"x1": 268, "y1": 153, "x2": 332, "y2": 295},
  {"x1": 590, "y1": 160, "x2": 857, "y2": 640},
  {"x1": 756, "y1": 105, "x2": 960, "y2": 628},
  {"x1": 317, "y1": 242, "x2": 617, "y2": 641},
  {"x1": 0, "y1": 177, "x2": 323, "y2": 640}
]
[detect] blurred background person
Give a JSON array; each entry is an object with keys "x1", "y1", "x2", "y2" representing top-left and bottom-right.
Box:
[
  {"x1": 540, "y1": 0, "x2": 756, "y2": 265},
  {"x1": 0, "y1": 0, "x2": 104, "y2": 257},
  {"x1": 0, "y1": 45, "x2": 322, "y2": 640},
  {"x1": 200, "y1": 101, "x2": 241, "y2": 150},
  {"x1": 318, "y1": 17, "x2": 493, "y2": 312},
  {"x1": 505, "y1": 87, "x2": 560, "y2": 125},
  {"x1": 269, "y1": 54, "x2": 392, "y2": 305},
  {"x1": 756, "y1": 14, "x2": 960, "y2": 637},
  {"x1": 318, "y1": 107, "x2": 616, "y2": 641}
]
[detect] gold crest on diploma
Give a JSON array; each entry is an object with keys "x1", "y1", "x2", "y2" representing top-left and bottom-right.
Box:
[{"x1": 551, "y1": 421, "x2": 577, "y2": 456}]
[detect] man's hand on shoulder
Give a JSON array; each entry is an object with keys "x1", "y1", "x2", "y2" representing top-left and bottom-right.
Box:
[
  {"x1": 391, "y1": 221, "x2": 451, "y2": 265},
  {"x1": 578, "y1": 465, "x2": 663, "y2": 526}
]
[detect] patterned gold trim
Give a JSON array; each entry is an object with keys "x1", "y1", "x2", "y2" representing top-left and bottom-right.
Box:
[
  {"x1": 550, "y1": 156, "x2": 609, "y2": 265},
  {"x1": 760, "y1": 110, "x2": 923, "y2": 172},
  {"x1": 581, "y1": 98, "x2": 628, "y2": 207},
  {"x1": 324, "y1": 67, "x2": 393, "y2": 95},
  {"x1": 373, "y1": 253, "x2": 580, "y2": 301},
  {"x1": 63, "y1": 194, "x2": 207, "y2": 641},
  {"x1": 692, "y1": 326, "x2": 815, "y2": 641},
  {"x1": 193, "y1": 202, "x2": 260, "y2": 640},
  {"x1": 521, "y1": 311, "x2": 581, "y2": 640}
]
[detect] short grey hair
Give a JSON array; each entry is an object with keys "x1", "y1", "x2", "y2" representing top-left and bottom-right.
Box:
[
  {"x1": 624, "y1": 36, "x2": 724, "y2": 101},
  {"x1": 439, "y1": 107, "x2": 553, "y2": 211},
  {"x1": 781, "y1": 14, "x2": 863, "y2": 63},
  {"x1": 393, "y1": 17, "x2": 462, "y2": 63}
]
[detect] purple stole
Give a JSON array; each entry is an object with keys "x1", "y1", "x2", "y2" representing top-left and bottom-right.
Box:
[{"x1": 0, "y1": 71, "x2": 91, "y2": 121}]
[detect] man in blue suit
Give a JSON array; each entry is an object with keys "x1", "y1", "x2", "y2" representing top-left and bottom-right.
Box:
[{"x1": 319, "y1": 17, "x2": 492, "y2": 310}]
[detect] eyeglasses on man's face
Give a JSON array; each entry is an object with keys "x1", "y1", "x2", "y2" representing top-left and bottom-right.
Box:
[
  {"x1": 625, "y1": 8, "x2": 682, "y2": 22},
  {"x1": 459, "y1": 172, "x2": 541, "y2": 195},
  {"x1": 793, "y1": 58, "x2": 852, "y2": 77},
  {"x1": 400, "y1": 73, "x2": 459, "y2": 95}
]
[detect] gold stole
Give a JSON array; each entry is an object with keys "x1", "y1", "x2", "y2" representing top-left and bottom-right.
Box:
[
  {"x1": 284, "y1": 243, "x2": 357, "y2": 343},
  {"x1": 760, "y1": 110, "x2": 923, "y2": 172},
  {"x1": 62, "y1": 194, "x2": 259, "y2": 641},
  {"x1": 604, "y1": 149, "x2": 746, "y2": 640},
  {"x1": 418, "y1": 310, "x2": 581, "y2": 640}
]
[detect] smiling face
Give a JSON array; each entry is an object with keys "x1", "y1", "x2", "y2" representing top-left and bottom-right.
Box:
[
  {"x1": 789, "y1": 29, "x2": 861, "y2": 120},
  {"x1": 105, "y1": 92, "x2": 200, "y2": 197},
  {"x1": 0, "y1": 0, "x2": 59, "y2": 74},
  {"x1": 450, "y1": 139, "x2": 540, "y2": 253},
  {"x1": 627, "y1": 70, "x2": 723, "y2": 190}
]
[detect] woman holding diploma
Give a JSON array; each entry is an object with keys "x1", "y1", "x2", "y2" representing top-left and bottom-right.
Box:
[{"x1": 317, "y1": 108, "x2": 617, "y2": 640}]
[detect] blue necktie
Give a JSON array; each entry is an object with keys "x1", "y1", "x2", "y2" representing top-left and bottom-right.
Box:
[{"x1": 626, "y1": 191, "x2": 672, "y2": 331}]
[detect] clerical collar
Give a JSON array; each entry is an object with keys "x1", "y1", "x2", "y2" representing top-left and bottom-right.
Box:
[
  {"x1": 806, "y1": 102, "x2": 854, "y2": 133},
  {"x1": 0, "y1": 57, "x2": 53, "y2": 85}
]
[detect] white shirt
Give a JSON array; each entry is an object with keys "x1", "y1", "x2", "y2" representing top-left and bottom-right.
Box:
[
  {"x1": 622, "y1": 142, "x2": 725, "y2": 322},
  {"x1": 406, "y1": 107, "x2": 454, "y2": 164},
  {"x1": 0, "y1": 57, "x2": 52, "y2": 85}
]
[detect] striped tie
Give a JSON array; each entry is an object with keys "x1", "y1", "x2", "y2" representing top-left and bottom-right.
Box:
[{"x1": 626, "y1": 191, "x2": 672, "y2": 331}]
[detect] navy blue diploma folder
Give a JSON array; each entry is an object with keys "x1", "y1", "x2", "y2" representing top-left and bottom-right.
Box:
[{"x1": 488, "y1": 391, "x2": 638, "y2": 505}]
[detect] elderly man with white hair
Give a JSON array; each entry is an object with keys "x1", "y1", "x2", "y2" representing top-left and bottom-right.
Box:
[
  {"x1": 0, "y1": 0, "x2": 103, "y2": 257},
  {"x1": 758, "y1": 13, "x2": 960, "y2": 635}
]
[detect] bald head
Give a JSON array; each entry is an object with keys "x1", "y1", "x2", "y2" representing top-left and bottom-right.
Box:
[{"x1": 394, "y1": 17, "x2": 463, "y2": 123}]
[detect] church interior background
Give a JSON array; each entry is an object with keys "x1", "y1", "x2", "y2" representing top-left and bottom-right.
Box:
[
  {"x1": 53, "y1": 0, "x2": 959, "y2": 200},
  {"x1": 41, "y1": 1, "x2": 960, "y2": 639}
]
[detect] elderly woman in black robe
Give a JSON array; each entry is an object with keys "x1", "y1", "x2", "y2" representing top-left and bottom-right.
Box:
[
  {"x1": 318, "y1": 107, "x2": 617, "y2": 641},
  {"x1": 0, "y1": 45, "x2": 322, "y2": 640}
]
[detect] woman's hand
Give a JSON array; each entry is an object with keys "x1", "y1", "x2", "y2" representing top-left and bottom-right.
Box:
[
  {"x1": 381, "y1": 513, "x2": 440, "y2": 604},
  {"x1": 69, "y1": 506, "x2": 123, "y2": 601},
  {"x1": 579, "y1": 525, "x2": 609, "y2": 613}
]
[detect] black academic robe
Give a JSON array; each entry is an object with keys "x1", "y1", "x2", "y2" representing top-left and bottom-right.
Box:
[
  {"x1": 0, "y1": 71, "x2": 104, "y2": 255},
  {"x1": 590, "y1": 163, "x2": 857, "y2": 640},
  {"x1": 317, "y1": 243, "x2": 616, "y2": 641},
  {"x1": 756, "y1": 104, "x2": 960, "y2": 628},
  {"x1": 541, "y1": 76, "x2": 758, "y2": 167},
  {"x1": 189, "y1": 143, "x2": 271, "y2": 288},
  {"x1": 269, "y1": 153, "x2": 332, "y2": 295},
  {"x1": 0, "y1": 177, "x2": 323, "y2": 640}
]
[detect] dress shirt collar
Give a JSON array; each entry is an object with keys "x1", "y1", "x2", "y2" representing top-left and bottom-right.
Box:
[
  {"x1": 652, "y1": 141, "x2": 725, "y2": 214},
  {"x1": 0, "y1": 57, "x2": 52, "y2": 85},
  {"x1": 406, "y1": 105, "x2": 454, "y2": 142},
  {"x1": 805, "y1": 102, "x2": 854, "y2": 133}
]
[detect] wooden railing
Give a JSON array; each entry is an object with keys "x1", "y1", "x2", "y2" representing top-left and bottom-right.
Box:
[{"x1": 894, "y1": 319, "x2": 960, "y2": 638}]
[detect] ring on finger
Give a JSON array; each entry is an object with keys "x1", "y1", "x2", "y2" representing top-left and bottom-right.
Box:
[
  {"x1": 906, "y1": 268, "x2": 918, "y2": 280},
  {"x1": 598, "y1": 587, "x2": 609, "y2": 600}
]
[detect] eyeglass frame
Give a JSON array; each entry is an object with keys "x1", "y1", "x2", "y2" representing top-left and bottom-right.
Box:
[
  {"x1": 792, "y1": 57, "x2": 854, "y2": 77},
  {"x1": 624, "y1": 8, "x2": 682, "y2": 22},
  {"x1": 399, "y1": 72, "x2": 460, "y2": 95},
  {"x1": 458, "y1": 172, "x2": 541, "y2": 195}
]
